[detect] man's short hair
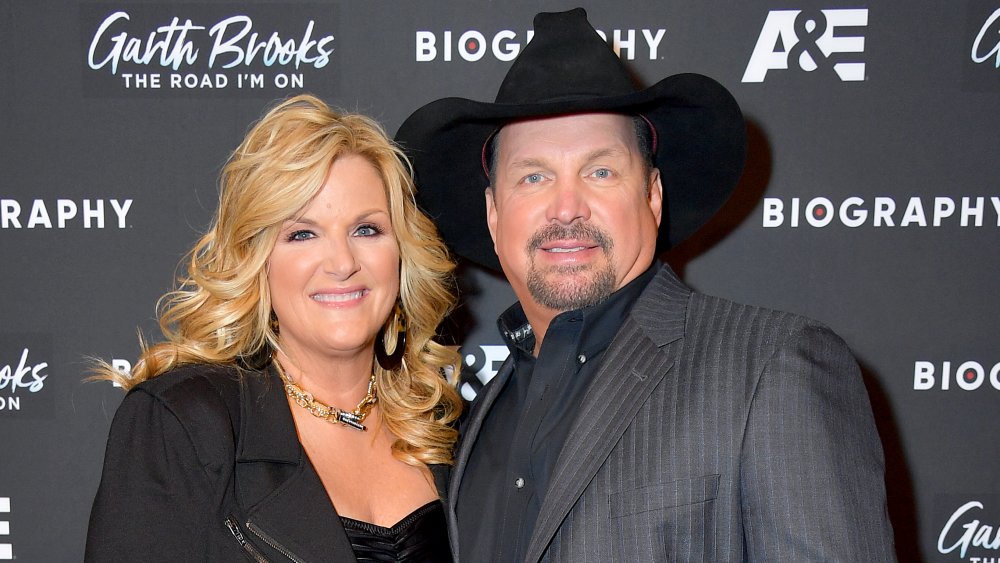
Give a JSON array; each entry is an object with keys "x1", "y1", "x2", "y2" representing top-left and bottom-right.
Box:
[{"x1": 487, "y1": 114, "x2": 655, "y2": 189}]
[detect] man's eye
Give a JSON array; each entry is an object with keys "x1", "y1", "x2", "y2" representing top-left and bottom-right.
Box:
[
  {"x1": 523, "y1": 173, "x2": 544, "y2": 184},
  {"x1": 592, "y1": 168, "x2": 612, "y2": 179}
]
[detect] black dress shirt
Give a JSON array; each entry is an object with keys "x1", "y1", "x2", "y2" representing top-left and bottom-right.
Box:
[{"x1": 457, "y1": 265, "x2": 657, "y2": 563}]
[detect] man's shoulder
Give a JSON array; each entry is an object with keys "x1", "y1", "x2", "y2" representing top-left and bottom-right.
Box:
[
  {"x1": 684, "y1": 290, "x2": 846, "y2": 351},
  {"x1": 640, "y1": 263, "x2": 844, "y2": 344},
  {"x1": 691, "y1": 291, "x2": 814, "y2": 325}
]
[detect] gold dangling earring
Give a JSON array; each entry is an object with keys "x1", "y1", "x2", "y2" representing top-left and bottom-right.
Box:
[{"x1": 375, "y1": 303, "x2": 406, "y2": 371}]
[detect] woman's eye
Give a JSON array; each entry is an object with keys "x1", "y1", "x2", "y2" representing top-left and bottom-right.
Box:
[
  {"x1": 355, "y1": 224, "x2": 383, "y2": 237},
  {"x1": 287, "y1": 230, "x2": 315, "y2": 242}
]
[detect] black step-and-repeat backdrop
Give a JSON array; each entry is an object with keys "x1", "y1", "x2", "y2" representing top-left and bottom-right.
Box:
[{"x1": 2, "y1": 1, "x2": 998, "y2": 560}]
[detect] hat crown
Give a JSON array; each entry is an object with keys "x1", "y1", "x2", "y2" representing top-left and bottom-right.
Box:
[
  {"x1": 495, "y1": 8, "x2": 637, "y2": 105},
  {"x1": 395, "y1": 8, "x2": 746, "y2": 271}
]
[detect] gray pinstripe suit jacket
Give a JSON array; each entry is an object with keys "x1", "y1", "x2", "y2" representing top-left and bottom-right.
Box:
[{"x1": 448, "y1": 264, "x2": 895, "y2": 562}]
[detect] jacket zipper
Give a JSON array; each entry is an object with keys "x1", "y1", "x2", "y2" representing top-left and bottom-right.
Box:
[
  {"x1": 246, "y1": 521, "x2": 308, "y2": 563},
  {"x1": 225, "y1": 516, "x2": 271, "y2": 563}
]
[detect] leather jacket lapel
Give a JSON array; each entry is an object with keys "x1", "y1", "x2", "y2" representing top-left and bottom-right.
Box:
[
  {"x1": 242, "y1": 461, "x2": 356, "y2": 562},
  {"x1": 234, "y1": 367, "x2": 356, "y2": 562}
]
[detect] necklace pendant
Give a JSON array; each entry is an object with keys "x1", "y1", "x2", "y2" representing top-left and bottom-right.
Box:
[{"x1": 337, "y1": 410, "x2": 367, "y2": 431}]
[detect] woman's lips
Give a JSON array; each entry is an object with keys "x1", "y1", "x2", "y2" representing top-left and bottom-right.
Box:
[{"x1": 311, "y1": 288, "x2": 368, "y2": 303}]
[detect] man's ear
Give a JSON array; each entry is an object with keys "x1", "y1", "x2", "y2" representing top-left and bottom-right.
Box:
[
  {"x1": 648, "y1": 169, "x2": 663, "y2": 227},
  {"x1": 485, "y1": 187, "x2": 499, "y2": 251}
]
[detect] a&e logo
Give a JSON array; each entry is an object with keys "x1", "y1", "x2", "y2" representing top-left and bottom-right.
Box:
[
  {"x1": 743, "y1": 9, "x2": 868, "y2": 83},
  {"x1": 458, "y1": 344, "x2": 509, "y2": 401}
]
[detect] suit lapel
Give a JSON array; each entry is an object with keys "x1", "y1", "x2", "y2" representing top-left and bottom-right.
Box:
[
  {"x1": 447, "y1": 360, "x2": 515, "y2": 559},
  {"x1": 524, "y1": 264, "x2": 691, "y2": 562}
]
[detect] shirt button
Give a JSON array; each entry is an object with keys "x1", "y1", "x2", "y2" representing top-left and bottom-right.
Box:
[
  {"x1": 514, "y1": 477, "x2": 525, "y2": 489},
  {"x1": 577, "y1": 354, "x2": 587, "y2": 364}
]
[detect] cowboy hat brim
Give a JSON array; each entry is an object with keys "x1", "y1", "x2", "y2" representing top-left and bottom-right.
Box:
[{"x1": 396, "y1": 72, "x2": 746, "y2": 272}]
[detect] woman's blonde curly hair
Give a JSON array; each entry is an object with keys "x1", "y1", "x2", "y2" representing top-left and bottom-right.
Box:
[{"x1": 94, "y1": 94, "x2": 462, "y2": 466}]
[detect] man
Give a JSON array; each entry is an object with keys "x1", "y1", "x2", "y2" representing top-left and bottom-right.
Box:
[{"x1": 397, "y1": 8, "x2": 894, "y2": 562}]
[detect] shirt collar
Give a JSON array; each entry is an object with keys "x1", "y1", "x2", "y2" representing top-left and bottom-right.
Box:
[{"x1": 497, "y1": 261, "x2": 659, "y2": 359}]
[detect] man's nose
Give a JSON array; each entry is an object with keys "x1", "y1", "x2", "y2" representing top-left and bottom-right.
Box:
[{"x1": 545, "y1": 178, "x2": 591, "y2": 225}]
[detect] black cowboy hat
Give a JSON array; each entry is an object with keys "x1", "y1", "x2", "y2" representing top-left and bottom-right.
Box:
[{"x1": 395, "y1": 7, "x2": 746, "y2": 272}]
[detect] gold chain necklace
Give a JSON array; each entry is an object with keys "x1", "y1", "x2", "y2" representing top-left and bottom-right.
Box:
[{"x1": 279, "y1": 371, "x2": 378, "y2": 432}]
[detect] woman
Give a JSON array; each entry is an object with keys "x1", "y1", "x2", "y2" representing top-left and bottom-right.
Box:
[{"x1": 86, "y1": 95, "x2": 462, "y2": 562}]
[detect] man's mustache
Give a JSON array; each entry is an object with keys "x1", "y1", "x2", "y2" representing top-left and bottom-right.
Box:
[{"x1": 527, "y1": 222, "x2": 613, "y2": 253}]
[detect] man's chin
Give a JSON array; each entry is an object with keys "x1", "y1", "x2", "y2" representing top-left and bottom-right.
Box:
[
  {"x1": 527, "y1": 267, "x2": 616, "y2": 311},
  {"x1": 541, "y1": 262, "x2": 594, "y2": 275},
  {"x1": 533, "y1": 266, "x2": 601, "y2": 290}
]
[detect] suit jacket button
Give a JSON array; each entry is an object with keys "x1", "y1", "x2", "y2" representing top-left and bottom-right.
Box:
[{"x1": 514, "y1": 477, "x2": 525, "y2": 489}]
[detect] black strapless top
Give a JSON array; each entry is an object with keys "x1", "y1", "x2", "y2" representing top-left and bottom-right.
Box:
[{"x1": 340, "y1": 500, "x2": 452, "y2": 562}]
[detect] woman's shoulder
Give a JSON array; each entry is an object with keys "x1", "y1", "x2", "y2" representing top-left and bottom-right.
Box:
[
  {"x1": 101, "y1": 364, "x2": 253, "y2": 485},
  {"x1": 134, "y1": 363, "x2": 242, "y2": 395},
  {"x1": 126, "y1": 363, "x2": 249, "y2": 428}
]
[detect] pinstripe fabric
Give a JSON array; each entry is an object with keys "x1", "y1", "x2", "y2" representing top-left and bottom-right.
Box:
[{"x1": 450, "y1": 264, "x2": 895, "y2": 562}]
